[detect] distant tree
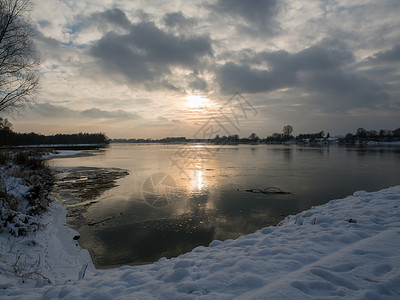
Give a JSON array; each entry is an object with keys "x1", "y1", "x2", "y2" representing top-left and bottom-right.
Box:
[
  {"x1": 272, "y1": 133, "x2": 282, "y2": 139},
  {"x1": 0, "y1": 117, "x2": 12, "y2": 145},
  {"x1": 345, "y1": 133, "x2": 354, "y2": 143},
  {"x1": 265, "y1": 132, "x2": 282, "y2": 143},
  {"x1": 0, "y1": 0, "x2": 39, "y2": 114},
  {"x1": 367, "y1": 130, "x2": 378, "y2": 138},
  {"x1": 379, "y1": 129, "x2": 387, "y2": 137},
  {"x1": 326, "y1": 132, "x2": 330, "y2": 138},
  {"x1": 249, "y1": 132, "x2": 259, "y2": 141},
  {"x1": 0, "y1": 117, "x2": 12, "y2": 130},
  {"x1": 226, "y1": 134, "x2": 239, "y2": 144},
  {"x1": 282, "y1": 125, "x2": 293, "y2": 137},
  {"x1": 356, "y1": 128, "x2": 367, "y2": 138}
]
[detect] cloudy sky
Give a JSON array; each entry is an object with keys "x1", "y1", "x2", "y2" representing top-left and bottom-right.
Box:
[{"x1": 12, "y1": 0, "x2": 400, "y2": 138}]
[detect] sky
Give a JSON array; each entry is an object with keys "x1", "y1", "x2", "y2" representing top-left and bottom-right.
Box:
[{"x1": 10, "y1": 0, "x2": 400, "y2": 138}]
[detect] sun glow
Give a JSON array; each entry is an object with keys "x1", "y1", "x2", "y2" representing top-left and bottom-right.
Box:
[{"x1": 185, "y1": 95, "x2": 209, "y2": 109}]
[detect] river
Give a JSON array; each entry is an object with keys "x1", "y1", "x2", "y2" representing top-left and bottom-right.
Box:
[{"x1": 52, "y1": 143, "x2": 400, "y2": 268}]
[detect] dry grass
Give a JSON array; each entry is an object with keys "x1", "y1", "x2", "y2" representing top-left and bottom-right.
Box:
[{"x1": 0, "y1": 149, "x2": 55, "y2": 236}]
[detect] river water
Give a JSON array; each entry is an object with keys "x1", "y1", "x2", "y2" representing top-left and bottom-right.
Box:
[{"x1": 52, "y1": 143, "x2": 400, "y2": 268}]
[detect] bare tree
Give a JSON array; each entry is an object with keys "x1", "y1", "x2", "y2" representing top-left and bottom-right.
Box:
[
  {"x1": 0, "y1": 0, "x2": 39, "y2": 114},
  {"x1": 282, "y1": 125, "x2": 293, "y2": 137}
]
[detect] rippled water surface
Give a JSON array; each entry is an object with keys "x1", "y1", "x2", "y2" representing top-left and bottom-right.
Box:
[{"x1": 52, "y1": 144, "x2": 400, "y2": 268}]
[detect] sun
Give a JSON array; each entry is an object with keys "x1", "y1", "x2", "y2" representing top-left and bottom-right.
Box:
[{"x1": 185, "y1": 95, "x2": 209, "y2": 109}]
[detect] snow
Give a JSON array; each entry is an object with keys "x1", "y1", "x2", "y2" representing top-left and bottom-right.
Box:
[
  {"x1": 0, "y1": 201, "x2": 94, "y2": 287},
  {"x1": 44, "y1": 150, "x2": 83, "y2": 158},
  {"x1": 1, "y1": 186, "x2": 400, "y2": 299}
]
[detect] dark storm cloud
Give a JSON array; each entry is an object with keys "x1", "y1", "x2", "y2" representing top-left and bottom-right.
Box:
[
  {"x1": 188, "y1": 77, "x2": 208, "y2": 92},
  {"x1": 163, "y1": 11, "x2": 196, "y2": 28},
  {"x1": 127, "y1": 22, "x2": 212, "y2": 65},
  {"x1": 161, "y1": 81, "x2": 180, "y2": 91},
  {"x1": 217, "y1": 62, "x2": 294, "y2": 93},
  {"x1": 187, "y1": 70, "x2": 208, "y2": 92},
  {"x1": 31, "y1": 103, "x2": 140, "y2": 120},
  {"x1": 255, "y1": 40, "x2": 355, "y2": 71},
  {"x1": 217, "y1": 41, "x2": 389, "y2": 111},
  {"x1": 211, "y1": 0, "x2": 278, "y2": 26},
  {"x1": 218, "y1": 43, "x2": 353, "y2": 93},
  {"x1": 369, "y1": 44, "x2": 400, "y2": 63},
  {"x1": 90, "y1": 30, "x2": 154, "y2": 82},
  {"x1": 209, "y1": 0, "x2": 280, "y2": 34},
  {"x1": 301, "y1": 69, "x2": 390, "y2": 111},
  {"x1": 90, "y1": 8, "x2": 131, "y2": 30},
  {"x1": 80, "y1": 108, "x2": 141, "y2": 119},
  {"x1": 89, "y1": 9, "x2": 213, "y2": 85},
  {"x1": 357, "y1": 44, "x2": 400, "y2": 82}
]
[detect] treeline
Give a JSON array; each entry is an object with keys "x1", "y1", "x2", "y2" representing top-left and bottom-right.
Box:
[
  {"x1": 343, "y1": 128, "x2": 400, "y2": 143},
  {"x1": 0, "y1": 131, "x2": 110, "y2": 146},
  {"x1": 0, "y1": 122, "x2": 109, "y2": 146},
  {"x1": 112, "y1": 126, "x2": 400, "y2": 145},
  {"x1": 257, "y1": 127, "x2": 400, "y2": 144},
  {"x1": 113, "y1": 137, "x2": 188, "y2": 144}
]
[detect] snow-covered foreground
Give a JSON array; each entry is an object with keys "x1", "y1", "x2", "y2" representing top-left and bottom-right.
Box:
[
  {"x1": 0, "y1": 202, "x2": 94, "y2": 290},
  {"x1": 1, "y1": 186, "x2": 400, "y2": 299}
]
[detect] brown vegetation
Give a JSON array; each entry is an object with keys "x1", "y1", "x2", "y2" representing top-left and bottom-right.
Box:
[{"x1": 0, "y1": 149, "x2": 54, "y2": 236}]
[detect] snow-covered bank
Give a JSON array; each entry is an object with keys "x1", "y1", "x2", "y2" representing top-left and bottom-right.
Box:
[
  {"x1": 2, "y1": 186, "x2": 400, "y2": 299},
  {"x1": 0, "y1": 202, "x2": 94, "y2": 289}
]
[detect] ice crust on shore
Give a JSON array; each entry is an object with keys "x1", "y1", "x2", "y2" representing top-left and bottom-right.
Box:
[{"x1": 1, "y1": 186, "x2": 400, "y2": 299}]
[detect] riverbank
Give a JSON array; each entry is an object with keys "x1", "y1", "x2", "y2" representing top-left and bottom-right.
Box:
[
  {"x1": 0, "y1": 201, "x2": 94, "y2": 289},
  {"x1": 0, "y1": 150, "x2": 94, "y2": 290},
  {"x1": 1, "y1": 168, "x2": 399, "y2": 298}
]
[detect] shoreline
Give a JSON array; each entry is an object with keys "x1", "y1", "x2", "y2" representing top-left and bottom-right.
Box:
[{"x1": 1, "y1": 185, "x2": 400, "y2": 298}]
